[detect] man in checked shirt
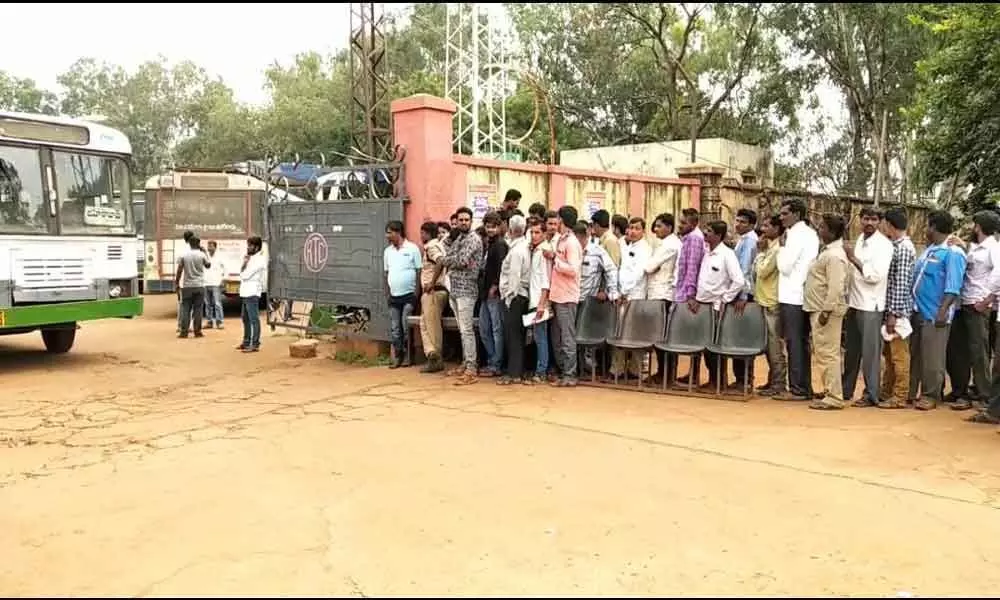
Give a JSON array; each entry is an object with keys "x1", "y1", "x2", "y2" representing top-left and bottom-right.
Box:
[
  {"x1": 876, "y1": 208, "x2": 917, "y2": 409},
  {"x1": 674, "y1": 208, "x2": 706, "y2": 386},
  {"x1": 573, "y1": 221, "x2": 619, "y2": 377}
]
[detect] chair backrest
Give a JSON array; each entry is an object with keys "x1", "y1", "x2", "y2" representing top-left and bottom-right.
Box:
[
  {"x1": 662, "y1": 301, "x2": 715, "y2": 348},
  {"x1": 575, "y1": 296, "x2": 618, "y2": 340},
  {"x1": 614, "y1": 299, "x2": 668, "y2": 345},
  {"x1": 715, "y1": 302, "x2": 767, "y2": 353}
]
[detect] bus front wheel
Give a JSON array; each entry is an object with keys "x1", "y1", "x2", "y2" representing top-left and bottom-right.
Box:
[{"x1": 41, "y1": 326, "x2": 77, "y2": 354}]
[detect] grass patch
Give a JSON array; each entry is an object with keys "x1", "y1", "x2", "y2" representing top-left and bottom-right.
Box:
[{"x1": 333, "y1": 350, "x2": 393, "y2": 367}]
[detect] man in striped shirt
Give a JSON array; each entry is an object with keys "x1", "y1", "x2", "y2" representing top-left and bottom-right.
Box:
[{"x1": 674, "y1": 208, "x2": 705, "y2": 385}]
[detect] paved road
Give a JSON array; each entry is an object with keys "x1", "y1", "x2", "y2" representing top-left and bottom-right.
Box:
[{"x1": 2, "y1": 294, "x2": 999, "y2": 596}]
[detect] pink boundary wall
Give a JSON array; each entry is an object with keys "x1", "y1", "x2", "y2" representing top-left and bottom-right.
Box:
[{"x1": 391, "y1": 94, "x2": 701, "y2": 243}]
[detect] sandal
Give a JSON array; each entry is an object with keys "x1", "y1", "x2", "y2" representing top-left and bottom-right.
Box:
[
  {"x1": 810, "y1": 398, "x2": 845, "y2": 410},
  {"x1": 852, "y1": 398, "x2": 875, "y2": 408},
  {"x1": 966, "y1": 412, "x2": 1000, "y2": 425},
  {"x1": 950, "y1": 398, "x2": 975, "y2": 411},
  {"x1": 876, "y1": 398, "x2": 907, "y2": 410},
  {"x1": 914, "y1": 398, "x2": 937, "y2": 411},
  {"x1": 496, "y1": 376, "x2": 515, "y2": 386}
]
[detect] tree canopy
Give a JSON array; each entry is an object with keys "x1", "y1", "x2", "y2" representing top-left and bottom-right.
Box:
[{"x1": 0, "y1": 2, "x2": 987, "y2": 209}]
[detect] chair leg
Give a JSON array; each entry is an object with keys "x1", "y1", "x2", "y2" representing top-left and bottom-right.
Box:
[
  {"x1": 688, "y1": 355, "x2": 694, "y2": 394},
  {"x1": 662, "y1": 355, "x2": 669, "y2": 393},
  {"x1": 744, "y1": 358, "x2": 750, "y2": 399},
  {"x1": 716, "y1": 354, "x2": 722, "y2": 397},
  {"x1": 638, "y1": 351, "x2": 647, "y2": 389}
]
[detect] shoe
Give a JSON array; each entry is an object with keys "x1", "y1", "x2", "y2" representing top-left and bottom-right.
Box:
[
  {"x1": 236, "y1": 344, "x2": 248, "y2": 350},
  {"x1": 177, "y1": 333, "x2": 189, "y2": 339},
  {"x1": 242, "y1": 346, "x2": 259, "y2": 353},
  {"x1": 216, "y1": 323, "x2": 224, "y2": 330},
  {"x1": 204, "y1": 323, "x2": 214, "y2": 329},
  {"x1": 388, "y1": 356, "x2": 403, "y2": 369},
  {"x1": 401, "y1": 353, "x2": 413, "y2": 368},
  {"x1": 193, "y1": 332, "x2": 204, "y2": 338}
]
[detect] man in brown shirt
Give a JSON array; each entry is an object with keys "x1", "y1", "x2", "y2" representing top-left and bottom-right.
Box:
[
  {"x1": 419, "y1": 221, "x2": 449, "y2": 373},
  {"x1": 804, "y1": 214, "x2": 850, "y2": 410}
]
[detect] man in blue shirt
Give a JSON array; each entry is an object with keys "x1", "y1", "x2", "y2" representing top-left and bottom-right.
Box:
[
  {"x1": 731, "y1": 208, "x2": 759, "y2": 390},
  {"x1": 910, "y1": 210, "x2": 967, "y2": 410},
  {"x1": 384, "y1": 220, "x2": 423, "y2": 368}
]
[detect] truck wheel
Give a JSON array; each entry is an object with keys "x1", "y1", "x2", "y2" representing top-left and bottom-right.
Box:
[{"x1": 41, "y1": 327, "x2": 77, "y2": 353}]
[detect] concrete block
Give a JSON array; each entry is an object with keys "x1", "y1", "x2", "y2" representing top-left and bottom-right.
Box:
[{"x1": 289, "y1": 338, "x2": 320, "y2": 359}]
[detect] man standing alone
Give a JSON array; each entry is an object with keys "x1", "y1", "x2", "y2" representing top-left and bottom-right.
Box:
[{"x1": 238, "y1": 236, "x2": 266, "y2": 353}]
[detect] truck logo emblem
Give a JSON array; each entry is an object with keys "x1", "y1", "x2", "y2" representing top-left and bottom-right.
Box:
[{"x1": 303, "y1": 232, "x2": 329, "y2": 273}]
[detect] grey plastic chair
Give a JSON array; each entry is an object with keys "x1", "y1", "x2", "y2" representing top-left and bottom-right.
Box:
[
  {"x1": 607, "y1": 300, "x2": 668, "y2": 388},
  {"x1": 575, "y1": 297, "x2": 618, "y2": 382},
  {"x1": 705, "y1": 302, "x2": 767, "y2": 398},
  {"x1": 654, "y1": 302, "x2": 715, "y2": 393}
]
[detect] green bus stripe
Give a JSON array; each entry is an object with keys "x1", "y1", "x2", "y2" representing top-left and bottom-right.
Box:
[{"x1": 0, "y1": 297, "x2": 144, "y2": 329}]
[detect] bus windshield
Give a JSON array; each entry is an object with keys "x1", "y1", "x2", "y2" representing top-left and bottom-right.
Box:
[
  {"x1": 0, "y1": 145, "x2": 47, "y2": 233},
  {"x1": 53, "y1": 151, "x2": 133, "y2": 235}
]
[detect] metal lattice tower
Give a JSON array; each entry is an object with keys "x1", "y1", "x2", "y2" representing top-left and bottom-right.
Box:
[
  {"x1": 349, "y1": 3, "x2": 393, "y2": 162},
  {"x1": 445, "y1": 3, "x2": 512, "y2": 158}
]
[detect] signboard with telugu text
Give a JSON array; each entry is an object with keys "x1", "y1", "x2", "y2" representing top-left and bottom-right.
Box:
[
  {"x1": 584, "y1": 190, "x2": 606, "y2": 218},
  {"x1": 467, "y1": 182, "x2": 497, "y2": 227}
]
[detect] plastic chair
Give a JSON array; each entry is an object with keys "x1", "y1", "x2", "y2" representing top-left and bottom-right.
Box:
[
  {"x1": 607, "y1": 300, "x2": 668, "y2": 388},
  {"x1": 575, "y1": 297, "x2": 618, "y2": 382},
  {"x1": 654, "y1": 302, "x2": 715, "y2": 393},
  {"x1": 705, "y1": 303, "x2": 767, "y2": 398}
]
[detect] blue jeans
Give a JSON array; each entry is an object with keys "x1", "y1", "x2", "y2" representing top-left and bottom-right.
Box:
[
  {"x1": 388, "y1": 293, "x2": 416, "y2": 358},
  {"x1": 533, "y1": 321, "x2": 549, "y2": 376},
  {"x1": 204, "y1": 285, "x2": 224, "y2": 325},
  {"x1": 241, "y1": 296, "x2": 261, "y2": 348},
  {"x1": 478, "y1": 296, "x2": 505, "y2": 372}
]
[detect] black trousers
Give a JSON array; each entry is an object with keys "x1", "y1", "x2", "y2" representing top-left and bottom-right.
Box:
[
  {"x1": 180, "y1": 287, "x2": 205, "y2": 335},
  {"x1": 780, "y1": 302, "x2": 812, "y2": 397},
  {"x1": 504, "y1": 295, "x2": 529, "y2": 379}
]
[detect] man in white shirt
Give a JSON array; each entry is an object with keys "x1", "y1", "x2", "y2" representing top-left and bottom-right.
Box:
[
  {"x1": 238, "y1": 236, "x2": 267, "y2": 352},
  {"x1": 608, "y1": 216, "x2": 652, "y2": 381},
  {"x1": 203, "y1": 240, "x2": 225, "y2": 330},
  {"x1": 498, "y1": 214, "x2": 531, "y2": 385},
  {"x1": 693, "y1": 220, "x2": 746, "y2": 389},
  {"x1": 777, "y1": 199, "x2": 821, "y2": 400},
  {"x1": 947, "y1": 210, "x2": 1000, "y2": 410},
  {"x1": 645, "y1": 212, "x2": 682, "y2": 384},
  {"x1": 842, "y1": 207, "x2": 894, "y2": 407}
]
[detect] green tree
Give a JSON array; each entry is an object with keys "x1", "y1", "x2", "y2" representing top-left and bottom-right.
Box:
[
  {"x1": 57, "y1": 57, "x2": 229, "y2": 178},
  {"x1": 0, "y1": 71, "x2": 58, "y2": 114},
  {"x1": 777, "y1": 3, "x2": 932, "y2": 198},
  {"x1": 912, "y1": 3, "x2": 1000, "y2": 212}
]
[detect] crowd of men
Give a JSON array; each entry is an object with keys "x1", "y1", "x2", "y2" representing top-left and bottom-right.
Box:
[{"x1": 381, "y1": 188, "x2": 1000, "y2": 428}]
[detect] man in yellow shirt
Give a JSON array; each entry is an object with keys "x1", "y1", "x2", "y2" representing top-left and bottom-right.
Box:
[{"x1": 753, "y1": 215, "x2": 787, "y2": 396}]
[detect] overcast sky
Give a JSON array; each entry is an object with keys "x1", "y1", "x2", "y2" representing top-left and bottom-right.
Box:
[
  {"x1": 0, "y1": 3, "x2": 354, "y2": 106},
  {"x1": 2, "y1": 2, "x2": 842, "y2": 167}
]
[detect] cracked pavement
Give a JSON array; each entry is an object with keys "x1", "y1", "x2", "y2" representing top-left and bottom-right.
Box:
[{"x1": 3, "y1": 295, "x2": 1000, "y2": 596}]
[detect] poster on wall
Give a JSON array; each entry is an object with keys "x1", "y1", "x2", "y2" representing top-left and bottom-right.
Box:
[
  {"x1": 468, "y1": 183, "x2": 497, "y2": 225},
  {"x1": 584, "y1": 191, "x2": 606, "y2": 218}
]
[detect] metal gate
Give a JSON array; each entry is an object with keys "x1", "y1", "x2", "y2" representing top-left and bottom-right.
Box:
[{"x1": 265, "y1": 155, "x2": 405, "y2": 342}]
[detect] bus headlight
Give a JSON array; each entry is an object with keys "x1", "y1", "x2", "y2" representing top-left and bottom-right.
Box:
[{"x1": 108, "y1": 279, "x2": 134, "y2": 298}]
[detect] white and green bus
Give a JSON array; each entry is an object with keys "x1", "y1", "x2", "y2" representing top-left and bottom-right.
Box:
[{"x1": 0, "y1": 111, "x2": 143, "y2": 352}]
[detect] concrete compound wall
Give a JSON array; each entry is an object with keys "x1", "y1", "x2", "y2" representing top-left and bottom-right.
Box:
[
  {"x1": 390, "y1": 94, "x2": 700, "y2": 242},
  {"x1": 389, "y1": 94, "x2": 928, "y2": 245}
]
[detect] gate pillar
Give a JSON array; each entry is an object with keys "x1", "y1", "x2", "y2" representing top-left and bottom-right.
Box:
[{"x1": 391, "y1": 94, "x2": 457, "y2": 243}]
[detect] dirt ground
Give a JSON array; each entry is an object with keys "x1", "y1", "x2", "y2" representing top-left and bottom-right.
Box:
[{"x1": 2, "y1": 294, "x2": 1000, "y2": 597}]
